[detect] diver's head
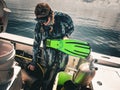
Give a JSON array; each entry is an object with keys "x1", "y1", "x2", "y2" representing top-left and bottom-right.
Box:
[{"x1": 34, "y1": 3, "x2": 53, "y2": 24}]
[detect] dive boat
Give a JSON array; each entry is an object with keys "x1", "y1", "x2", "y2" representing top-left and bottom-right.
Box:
[
  {"x1": 0, "y1": 0, "x2": 120, "y2": 90},
  {"x1": 0, "y1": 32, "x2": 120, "y2": 90}
]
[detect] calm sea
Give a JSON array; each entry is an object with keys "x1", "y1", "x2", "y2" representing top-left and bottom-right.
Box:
[{"x1": 5, "y1": 0, "x2": 120, "y2": 57}]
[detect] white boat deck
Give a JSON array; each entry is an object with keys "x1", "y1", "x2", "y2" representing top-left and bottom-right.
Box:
[
  {"x1": 91, "y1": 51, "x2": 120, "y2": 90},
  {"x1": 92, "y1": 63, "x2": 120, "y2": 90}
]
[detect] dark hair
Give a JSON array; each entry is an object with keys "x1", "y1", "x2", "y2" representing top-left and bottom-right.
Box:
[{"x1": 34, "y1": 3, "x2": 53, "y2": 17}]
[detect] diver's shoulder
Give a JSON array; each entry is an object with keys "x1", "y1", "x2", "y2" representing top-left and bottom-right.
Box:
[
  {"x1": 54, "y1": 11, "x2": 68, "y2": 15},
  {"x1": 54, "y1": 11, "x2": 70, "y2": 18}
]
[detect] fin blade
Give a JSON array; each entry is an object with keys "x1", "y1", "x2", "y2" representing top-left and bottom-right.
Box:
[{"x1": 46, "y1": 39, "x2": 91, "y2": 58}]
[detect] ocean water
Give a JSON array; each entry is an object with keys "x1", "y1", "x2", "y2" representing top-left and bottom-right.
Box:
[{"x1": 5, "y1": 0, "x2": 120, "y2": 57}]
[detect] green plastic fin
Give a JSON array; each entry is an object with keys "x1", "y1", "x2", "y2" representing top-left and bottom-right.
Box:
[
  {"x1": 58, "y1": 72, "x2": 72, "y2": 85},
  {"x1": 46, "y1": 39, "x2": 91, "y2": 59}
]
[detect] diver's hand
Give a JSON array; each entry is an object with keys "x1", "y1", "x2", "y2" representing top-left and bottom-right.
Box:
[
  {"x1": 28, "y1": 64, "x2": 35, "y2": 71},
  {"x1": 43, "y1": 17, "x2": 51, "y2": 26},
  {"x1": 63, "y1": 35, "x2": 69, "y2": 40}
]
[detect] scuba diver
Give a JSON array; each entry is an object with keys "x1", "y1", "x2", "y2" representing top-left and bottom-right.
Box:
[{"x1": 27, "y1": 2, "x2": 74, "y2": 90}]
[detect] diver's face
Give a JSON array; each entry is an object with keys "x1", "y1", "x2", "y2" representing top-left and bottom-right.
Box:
[
  {"x1": 36, "y1": 15, "x2": 48, "y2": 24},
  {"x1": 36, "y1": 15, "x2": 51, "y2": 26}
]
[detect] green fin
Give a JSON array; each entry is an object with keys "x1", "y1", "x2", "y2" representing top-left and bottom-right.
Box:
[
  {"x1": 58, "y1": 72, "x2": 72, "y2": 85},
  {"x1": 46, "y1": 39, "x2": 91, "y2": 59}
]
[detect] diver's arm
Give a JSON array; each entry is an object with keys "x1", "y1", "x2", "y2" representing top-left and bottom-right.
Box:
[
  {"x1": 32, "y1": 23, "x2": 41, "y2": 65},
  {"x1": 64, "y1": 15, "x2": 74, "y2": 37},
  {"x1": 60, "y1": 13, "x2": 74, "y2": 37}
]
